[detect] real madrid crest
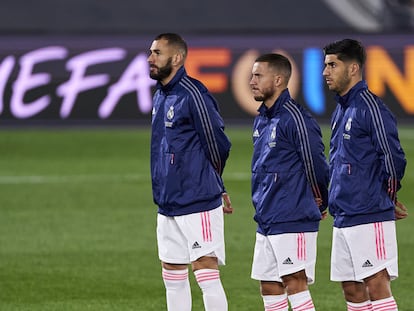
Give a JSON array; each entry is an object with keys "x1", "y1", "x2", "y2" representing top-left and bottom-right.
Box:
[
  {"x1": 271, "y1": 126, "x2": 276, "y2": 140},
  {"x1": 345, "y1": 117, "x2": 352, "y2": 131},
  {"x1": 167, "y1": 106, "x2": 174, "y2": 120},
  {"x1": 268, "y1": 126, "x2": 277, "y2": 147}
]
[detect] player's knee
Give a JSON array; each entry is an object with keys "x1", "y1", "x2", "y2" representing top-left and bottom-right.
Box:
[
  {"x1": 282, "y1": 270, "x2": 308, "y2": 295},
  {"x1": 342, "y1": 281, "x2": 369, "y2": 303},
  {"x1": 260, "y1": 281, "x2": 285, "y2": 295},
  {"x1": 162, "y1": 262, "x2": 188, "y2": 270},
  {"x1": 364, "y1": 269, "x2": 392, "y2": 300},
  {"x1": 192, "y1": 255, "x2": 218, "y2": 271}
]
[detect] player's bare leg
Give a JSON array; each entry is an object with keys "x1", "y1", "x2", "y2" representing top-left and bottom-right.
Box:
[
  {"x1": 282, "y1": 270, "x2": 308, "y2": 295},
  {"x1": 342, "y1": 281, "x2": 372, "y2": 311},
  {"x1": 259, "y1": 281, "x2": 288, "y2": 311},
  {"x1": 282, "y1": 270, "x2": 315, "y2": 311},
  {"x1": 365, "y1": 269, "x2": 397, "y2": 311}
]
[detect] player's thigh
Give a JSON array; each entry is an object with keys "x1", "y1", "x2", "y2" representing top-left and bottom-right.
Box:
[
  {"x1": 344, "y1": 221, "x2": 398, "y2": 281},
  {"x1": 270, "y1": 232, "x2": 317, "y2": 284},
  {"x1": 251, "y1": 232, "x2": 280, "y2": 282},
  {"x1": 178, "y1": 206, "x2": 226, "y2": 265},
  {"x1": 157, "y1": 213, "x2": 190, "y2": 264},
  {"x1": 331, "y1": 226, "x2": 355, "y2": 281},
  {"x1": 331, "y1": 222, "x2": 398, "y2": 282},
  {"x1": 251, "y1": 232, "x2": 317, "y2": 283}
]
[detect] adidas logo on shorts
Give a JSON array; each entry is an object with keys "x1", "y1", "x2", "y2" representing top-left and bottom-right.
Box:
[
  {"x1": 192, "y1": 241, "x2": 201, "y2": 249},
  {"x1": 362, "y1": 260, "x2": 373, "y2": 268},
  {"x1": 282, "y1": 257, "x2": 294, "y2": 265}
]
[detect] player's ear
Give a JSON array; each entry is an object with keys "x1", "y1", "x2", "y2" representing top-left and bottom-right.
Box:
[
  {"x1": 274, "y1": 75, "x2": 283, "y2": 87},
  {"x1": 172, "y1": 52, "x2": 184, "y2": 66},
  {"x1": 350, "y1": 62, "x2": 360, "y2": 76}
]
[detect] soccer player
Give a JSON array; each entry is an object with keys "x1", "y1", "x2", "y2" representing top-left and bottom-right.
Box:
[
  {"x1": 147, "y1": 33, "x2": 233, "y2": 311},
  {"x1": 323, "y1": 38, "x2": 408, "y2": 311},
  {"x1": 249, "y1": 53, "x2": 329, "y2": 311}
]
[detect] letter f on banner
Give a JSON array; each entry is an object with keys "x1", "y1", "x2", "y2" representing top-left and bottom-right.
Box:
[{"x1": 57, "y1": 48, "x2": 126, "y2": 118}]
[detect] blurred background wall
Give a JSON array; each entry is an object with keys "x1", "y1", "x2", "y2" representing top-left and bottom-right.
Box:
[{"x1": 0, "y1": 0, "x2": 413, "y2": 126}]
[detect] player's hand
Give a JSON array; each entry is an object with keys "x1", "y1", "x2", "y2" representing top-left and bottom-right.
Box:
[
  {"x1": 315, "y1": 197, "x2": 328, "y2": 220},
  {"x1": 395, "y1": 200, "x2": 408, "y2": 220},
  {"x1": 222, "y1": 192, "x2": 233, "y2": 214},
  {"x1": 315, "y1": 197, "x2": 322, "y2": 207}
]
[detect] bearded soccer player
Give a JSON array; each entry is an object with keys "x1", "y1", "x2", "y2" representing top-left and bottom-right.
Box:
[
  {"x1": 249, "y1": 53, "x2": 329, "y2": 311},
  {"x1": 148, "y1": 33, "x2": 233, "y2": 311},
  {"x1": 323, "y1": 38, "x2": 407, "y2": 311}
]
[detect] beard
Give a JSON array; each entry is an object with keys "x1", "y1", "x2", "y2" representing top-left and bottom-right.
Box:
[
  {"x1": 149, "y1": 57, "x2": 173, "y2": 81},
  {"x1": 253, "y1": 87, "x2": 274, "y2": 102},
  {"x1": 330, "y1": 73, "x2": 352, "y2": 95}
]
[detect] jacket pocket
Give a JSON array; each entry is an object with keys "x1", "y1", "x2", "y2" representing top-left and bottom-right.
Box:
[
  {"x1": 164, "y1": 148, "x2": 222, "y2": 207},
  {"x1": 331, "y1": 163, "x2": 380, "y2": 215}
]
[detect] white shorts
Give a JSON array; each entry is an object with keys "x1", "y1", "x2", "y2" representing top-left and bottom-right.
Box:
[
  {"x1": 330, "y1": 221, "x2": 398, "y2": 282},
  {"x1": 251, "y1": 232, "x2": 317, "y2": 284},
  {"x1": 157, "y1": 206, "x2": 226, "y2": 265}
]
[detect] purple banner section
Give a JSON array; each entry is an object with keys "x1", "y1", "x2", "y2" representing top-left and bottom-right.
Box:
[{"x1": 0, "y1": 34, "x2": 413, "y2": 126}]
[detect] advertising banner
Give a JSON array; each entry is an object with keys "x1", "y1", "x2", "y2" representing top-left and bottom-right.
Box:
[{"x1": 0, "y1": 34, "x2": 412, "y2": 126}]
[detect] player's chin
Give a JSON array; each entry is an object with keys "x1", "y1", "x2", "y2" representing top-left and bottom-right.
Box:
[
  {"x1": 326, "y1": 84, "x2": 336, "y2": 92},
  {"x1": 253, "y1": 95, "x2": 264, "y2": 101},
  {"x1": 149, "y1": 69, "x2": 159, "y2": 77}
]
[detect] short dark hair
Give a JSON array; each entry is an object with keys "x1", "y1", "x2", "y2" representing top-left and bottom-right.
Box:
[
  {"x1": 323, "y1": 39, "x2": 366, "y2": 67},
  {"x1": 154, "y1": 33, "x2": 188, "y2": 58},
  {"x1": 255, "y1": 53, "x2": 292, "y2": 80}
]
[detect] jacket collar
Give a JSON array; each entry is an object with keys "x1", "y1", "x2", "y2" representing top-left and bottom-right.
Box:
[
  {"x1": 156, "y1": 66, "x2": 187, "y2": 93},
  {"x1": 258, "y1": 88, "x2": 290, "y2": 118},
  {"x1": 335, "y1": 80, "x2": 367, "y2": 108}
]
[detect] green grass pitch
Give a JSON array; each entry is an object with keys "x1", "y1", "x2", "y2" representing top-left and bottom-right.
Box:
[{"x1": 0, "y1": 125, "x2": 413, "y2": 310}]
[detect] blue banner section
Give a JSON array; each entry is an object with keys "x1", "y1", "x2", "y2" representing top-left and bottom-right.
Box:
[
  {"x1": 303, "y1": 48, "x2": 325, "y2": 115},
  {"x1": 0, "y1": 34, "x2": 413, "y2": 126}
]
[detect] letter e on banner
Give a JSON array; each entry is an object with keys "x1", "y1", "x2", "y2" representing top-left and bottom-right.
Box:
[{"x1": 11, "y1": 46, "x2": 68, "y2": 119}]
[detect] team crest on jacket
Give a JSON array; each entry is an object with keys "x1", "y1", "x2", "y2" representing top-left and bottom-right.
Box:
[
  {"x1": 167, "y1": 106, "x2": 174, "y2": 120},
  {"x1": 269, "y1": 126, "x2": 277, "y2": 147},
  {"x1": 343, "y1": 117, "x2": 352, "y2": 140},
  {"x1": 271, "y1": 126, "x2": 276, "y2": 140},
  {"x1": 345, "y1": 117, "x2": 352, "y2": 131}
]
